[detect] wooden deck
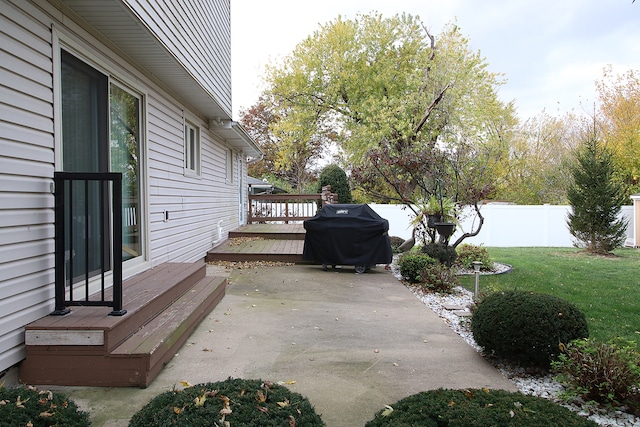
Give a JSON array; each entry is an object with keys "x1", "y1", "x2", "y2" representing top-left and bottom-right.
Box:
[
  {"x1": 20, "y1": 262, "x2": 226, "y2": 387},
  {"x1": 206, "y1": 223, "x2": 307, "y2": 263}
]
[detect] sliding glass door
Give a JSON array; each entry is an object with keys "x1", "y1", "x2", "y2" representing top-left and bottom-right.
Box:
[{"x1": 60, "y1": 50, "x2": 142, "y2": 283}]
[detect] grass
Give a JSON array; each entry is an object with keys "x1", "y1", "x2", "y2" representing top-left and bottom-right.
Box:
[{"x1": 458, "y1": 247, "x2": 640, "y2": 346}]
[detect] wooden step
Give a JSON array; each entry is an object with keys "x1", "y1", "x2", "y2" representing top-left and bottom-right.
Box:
[
  {"x1": 20, "y1": 263, "x2": 226, "y2": 387},
  {"x1": 228, "y1": 223, "x2": 306, "y2": 240},
  {"x1": 110, "y1": 275, "x2": 226, "y2": 386},
  {"x1": 24, "y1": 262, "x2": 206, "y2": 353},
  {"x1": 206, "y1": 239, "x2": 306, "y2": 263}
]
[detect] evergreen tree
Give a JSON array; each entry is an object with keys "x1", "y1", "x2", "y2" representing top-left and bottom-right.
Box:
[
  {"x1": 566, "y1": 130, "x2": 628, "y2": 254},
  {"x1": 316, "y1": 164, "x2": 352, "y2": 204}
]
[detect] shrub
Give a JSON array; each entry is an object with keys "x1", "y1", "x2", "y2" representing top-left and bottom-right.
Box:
[
  {"x1": 471, "y1": 290, "x2": 589, "y2": 367},
  {"x1": 0, "y1": 385, "x2": 90, "y2": 427},
  {"x1": 455, "y1": 243, "x2": 493, "y2": 270},
  {"x1": 398, "y1": 253, "x2": 437, "y2": 283},
  {"x1": 128, "y1": 378, "x2": 325, "y2": 427},
  {"x1": 552, "y1": 338, "x2": 640, "y2": 413},
  {"x1": 418, "y1": 263, "x2": 459, "y2": 293},
  {"x1": 388, "y1": 236, "x2": 405, "y2": 254},
  {"x1": 422, "y1": 243, "x2": 457, "y2": 266},
  {"x1": 365, "y1": 388, "x2": 598, "y2": 427},
  {"x1": 316, "y1": 164, "x2": 352, "y2": 205}
]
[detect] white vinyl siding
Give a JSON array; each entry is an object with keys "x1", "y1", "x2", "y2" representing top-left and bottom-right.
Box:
[
  {"x1": 0, "y1": 0, "x2": 245, "y2": 373},
  {"x1": 0, "y1": 0, "x2": 57, "y2": 370},
  {"x1": 123, "y1": 0, "x2": 232, "y2": 115}
]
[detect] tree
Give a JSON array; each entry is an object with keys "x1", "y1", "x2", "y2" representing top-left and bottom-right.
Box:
[
  {"x1": 239, "y1": 94, "x2": 278, "y2": 179},
  {"x1": 567, "y1": 124, "x2": 628, "y2": 254},
  {"x1": 266, "y1": 14, "x2": 515, "y2": 247},
  {"x1": 494, "y1": 112, "x2": 579, "y2": 204},
  {"x1": 239, "y1": 93, "x2": 329, "y2": 190},
  {"x1": 316, "y1": 164, "x2": 352, "y2": 204},
  {"x1": 596, "y1": 66, "x2": 640, "y2": 198}
]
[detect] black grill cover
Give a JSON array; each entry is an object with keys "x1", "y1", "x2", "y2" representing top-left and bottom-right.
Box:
[{"x1": 303, "y1": 204, "x2": 393, "y2": 266}]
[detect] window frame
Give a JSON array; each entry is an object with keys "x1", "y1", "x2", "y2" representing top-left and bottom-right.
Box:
[
  {"x1": 225, "y1": 147, "x2": 234, "y2": 184},
  {"x1": 184, "y1": 119, "x2": 201, "y2": 176}
]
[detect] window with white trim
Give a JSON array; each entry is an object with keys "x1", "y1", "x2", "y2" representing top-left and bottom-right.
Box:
[
  {"x1": 226, "y1": 147, "x2": 234, "y2": 183},
  {"x1": 184, "y1": 120, "x2": 200, "y2": 175}
]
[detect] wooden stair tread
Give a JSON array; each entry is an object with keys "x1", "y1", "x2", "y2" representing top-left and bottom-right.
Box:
[{"x1": 112, "y1": 275, "x2": 225, "y2": 357}]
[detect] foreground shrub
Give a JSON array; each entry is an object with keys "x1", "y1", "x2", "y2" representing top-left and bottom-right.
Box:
[
  {"x1": 129, "y1": 378, "x2": 325, "y2": 426},
  {"x1": 418, "y1": 263, "x2": 459, "y2": 292},
  {"x1": 0, "y1": 385, "x2": 89, "y2": 427},
  {"x1": 398, "y1": 253, "x2": 437, "y2": 283},
  {"x1": 365, "y1": 388, "x2": 598, "y2": 426},
  {"x1": 455, "y1": 243, "x2": 493, "y2": 270},
  {"x1": 472, "y1": 290, "x2": 589, "y2": 367},
  {"x1": 552, "y1": 338, "x2": 640, "y2": 413},
  {"x1": 422, "y1": 243, "x2": 457, "y2": 266}
]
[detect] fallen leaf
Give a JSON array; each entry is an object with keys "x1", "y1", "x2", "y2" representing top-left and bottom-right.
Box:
[
  {"x1": 289, "y1": 415, "x2": 296, "y2": 426},
  {"x1": 39, "y1": 411, "x2": 54, "y2": 418},
  {"x1": 256, "y1": 390, "x2": 267, "y2": 403},
  {"x1": 16, "y1": 396, "x2": 29, "y2": 408},
  {"x1": 173, "y1": 406, "x2": 185, "y2": 414},
  {"x1": 257, "y1": 405, "x2": 269, "y2": 413},
  {"x1": 194, "y1": 394, "x2": 206, "y2": 407},
  {"x1": 381, "y1": 405, "x2": 394, "y2": 417},
  {"x1": 39, "y1": 390, "x2": 53, "y2": 401},
  {"x1": 220, "y1": 407, "x2": 233, "y2": 416},
  {"x1": 277, "y1": 399, "x2": 290, "y2": 408},
  {"x1": 179, "y1": 380, "x2": 193, "y2": 388},
  {"x1": 448, "y1": 401, "x2": 456, "y2": 407}
]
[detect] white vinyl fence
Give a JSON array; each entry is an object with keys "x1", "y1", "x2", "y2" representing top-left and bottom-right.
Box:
[{"x1": 369, "y1": 203, "x2": 634, "y2": 248}]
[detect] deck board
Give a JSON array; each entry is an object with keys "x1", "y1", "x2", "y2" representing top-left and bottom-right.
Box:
[{"x1": 207, "y1": 224, "x2": 309, "y2": 263}]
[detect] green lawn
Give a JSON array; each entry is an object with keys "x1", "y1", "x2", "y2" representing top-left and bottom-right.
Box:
[{"x1": 458, "y1": 247, "x2": 640, "y2": 346}]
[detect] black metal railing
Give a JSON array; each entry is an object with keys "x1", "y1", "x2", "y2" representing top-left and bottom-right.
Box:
[{"x1": 53, "y1": 172, "x2": 126, "y2": 316}]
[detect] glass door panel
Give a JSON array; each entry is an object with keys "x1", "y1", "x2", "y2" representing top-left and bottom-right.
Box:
[
  {"x1": 110, "y1": 84, "x2": 141, "y2": 261},
  {"x1": 61, "y1": 51, "x2": 109, "y2": 284}
]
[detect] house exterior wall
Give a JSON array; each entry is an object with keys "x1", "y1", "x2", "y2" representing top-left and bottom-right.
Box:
[
  {"x1": 0, "y1": 0, "x2": 244, "y2": 373},
  {"x1": 124, "y1": 0, "x2": 232, "y2": 116}
]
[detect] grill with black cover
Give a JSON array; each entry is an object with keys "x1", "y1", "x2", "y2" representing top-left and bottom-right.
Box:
[{"x1": 303, "y1": 204, "x2": 393, "y2": 273}]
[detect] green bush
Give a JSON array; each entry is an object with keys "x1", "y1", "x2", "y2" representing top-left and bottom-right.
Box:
[
  {"x1": 422, "y1": 243, "x2": 457, "y2": 266},
  {"x1": 365, "y1": 388, "x2": 598, "y2": 426},
  {"x1": 455, "y1": 243, "x2": 493, "y2": 270},
  {"x1": 389, "y1": 236, "x2": 405, "y2": 254},
  {"x1": 552, "y1": 338, "x2": 640, "y2": 413},
  {"x1": 128, "y1": 378, "x2": 325, "y2": 427},
  {"x1": 398, "y1": 253, "x2": 437, "y2": 283},
  {"x1": 316, "y1": 164, "x2": 352, "y2": 205},
  {"x1": 418, "y1": 263, "x2": 459, "y2": 293},
  {"x1": 471, "y1": 290, "x2": 589, "y2": 367},
  {"x1": 0, "y1": 385, "x2": 89, "y2": 427}
]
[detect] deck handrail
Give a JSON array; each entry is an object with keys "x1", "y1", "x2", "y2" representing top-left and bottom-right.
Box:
[
  {"x1": 248, "y1": 193, "x2": 322, "y2": 223},
  {"x1": 53, "y1": 172, "x2": 126, "y2": 316}
]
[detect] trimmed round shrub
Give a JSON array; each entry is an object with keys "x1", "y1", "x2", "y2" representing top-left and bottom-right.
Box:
[
  {"x1": 398, "y1": 253, "x2": 437, "y2": 283},
  {"x1": 422, "y1": 243, "x2": 457, "y2": 266},
  {"x1": 0, "y1": 385, "x2": 90, "y2": 427},
  {"x1": 472, "y1": 290, "x2": 589, "y2": 367},
  {"x1": 455, "y1": 243, "x2": 493, "y2": 270},
  {"x1": 316, "y1": 164, "x2": 352, "y2": 205},
  {"x1": 365, "y1": 388, "x2": 598, "y2": 426},
  {"x1": 129, "y1": 378, "x2": 325, "y2": 426}
]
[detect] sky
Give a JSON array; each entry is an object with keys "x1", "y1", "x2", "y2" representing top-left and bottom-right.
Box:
[{"x1": 230, "y1": 0, "x2": 640, "y2": 121}]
